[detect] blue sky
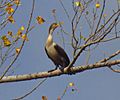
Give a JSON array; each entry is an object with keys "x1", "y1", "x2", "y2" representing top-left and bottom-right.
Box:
[{"x1": 0, "y1": 0, "x2": 120, "y2": 100}]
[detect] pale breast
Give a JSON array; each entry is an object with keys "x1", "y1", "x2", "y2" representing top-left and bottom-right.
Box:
[
  {"x1": 46, "y1": 43, "x2": 61, "y2": 63},
  {"x1": 46, "y1": 43, "x2": 58, "y2": 57}
]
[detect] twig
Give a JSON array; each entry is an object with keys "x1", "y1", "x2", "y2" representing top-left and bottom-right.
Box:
[
  {"x1": 94, "y1": 0, "x2": 105, "y2": 34},
  {"x1": 13, "y1": 78, "x2": 47, "y2": 100},
  {"x1": 108, "y1": 66, "x2": 120, "y2": 73},
  {"x1": 58, "y1": 0, "x2": 71, "y2": 21},
  {"x1": 99, "y1": 50, "x2": 120, "y2": 63},
  {"x1": 0, "y1": 0, "x2": 14, "y2": 8},
  {"x1": 101, "y1": 36, "x2": 120, "y2": 42}
]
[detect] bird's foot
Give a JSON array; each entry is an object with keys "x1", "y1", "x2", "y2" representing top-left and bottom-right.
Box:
[
  {"x1": 59, "y1": 67, "x2": 75, "y2": 75},
  {"x1": 66, "y1": 67, "x2": 76, "y2": 75},
  {"x1": 48, "y1": 67, "x2": 58, "y2": 73},
  {"x1": 59, "y1": 67, "x2": 64, "y2": 72}
]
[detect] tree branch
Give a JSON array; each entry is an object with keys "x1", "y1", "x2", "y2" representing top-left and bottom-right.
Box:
[{"x1": 0, "y1": 59, "x2": 120, "y2": 83}]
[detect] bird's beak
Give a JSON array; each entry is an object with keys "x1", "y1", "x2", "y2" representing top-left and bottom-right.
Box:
[
  {"x1": 59, "y1": 22, "x2": 64, "y2": 26},
  {"x1": 55, "y1": 22, "x2": 64, "y2": 28}
]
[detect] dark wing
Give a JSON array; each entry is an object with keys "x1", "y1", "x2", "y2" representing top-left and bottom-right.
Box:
[{"x1": 54, "y1": 44, "x2": 70, "y2": 66}]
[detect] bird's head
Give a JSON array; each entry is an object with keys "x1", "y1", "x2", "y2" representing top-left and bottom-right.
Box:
[{"x1": 49, "y1": 23, "x2": 60, "y2": 35}]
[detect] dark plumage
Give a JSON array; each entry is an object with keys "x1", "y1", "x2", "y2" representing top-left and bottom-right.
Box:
[{"x1": 45, "y1": 23, "x2": 70, "y2": 70}]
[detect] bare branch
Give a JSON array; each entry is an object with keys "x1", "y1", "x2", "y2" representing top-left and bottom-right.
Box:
[{"x1": 85, "y1": 8, "x2": 120, "y2": 44}]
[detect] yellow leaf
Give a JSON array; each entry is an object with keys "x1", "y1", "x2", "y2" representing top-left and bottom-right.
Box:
[
  {"x1": 21, "y1": 34, "x2": 29, "y2": 41},
  {"x1": 16, "y1": 26, "x2": 24, "y2": 37},
  {"x1": 103, "y1": 14, "x2": 107, "y2": 18},
  {"x1": 74, "y1": 1, "x2": 84, "y2": 11},
  {"x1": 7, "y1": 3, "x2": 13, "y2": 7},
  {"x1": 17, "y1": 29, "x2": 22, "y2": 37},
  {"x1": 16, "y1": 47, "x2": 21, "y2": 54},
  {"x1": 8, "y1": 16, "x2": 15, "y2": 23},
  {"x1": 96, "y1": 2, "x2": 100, "y2": 8},
  {"x1": 6, "y1": 7, "x2": 14, "y2": 14},
  {"x1": 69, "y1": 82, "x2": 74, "y2": 87},
  {"x1": 8, "y1": 31, "x2": 13, "y2": 37},
  {"x1": 1, "y1": 35, "x2": 11, "y2": 47},
  {"x1": 14, "y1": 0, "x2": 21, "y2": 5},
  {"x1": 36, "y1": 16, "x2": 45, "y2": 24},
  {"x1": 20, "y1": 26, "x2": 25, "y2": 31},
  {"x1": 74, "y1": 1, "x2": 80, "y2": 6},
  {"x1": 1, "y1": 36, "x2": 7, "y2": 40}
]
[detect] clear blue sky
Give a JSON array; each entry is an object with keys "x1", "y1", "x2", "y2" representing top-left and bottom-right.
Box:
[{"x1": 0, "y1": 0, "x2": 120, "y2": 100}]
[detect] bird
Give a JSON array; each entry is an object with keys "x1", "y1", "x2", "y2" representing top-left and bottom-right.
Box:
[{"x1": 45, "y1": 23, "x2": 70, "y2": 71}]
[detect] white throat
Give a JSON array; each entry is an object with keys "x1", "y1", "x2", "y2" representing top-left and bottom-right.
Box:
[{"x1": 46, "y1": 34, "x2": 53, "y2": 48}]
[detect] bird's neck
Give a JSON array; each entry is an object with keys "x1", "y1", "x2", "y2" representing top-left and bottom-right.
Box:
[
  {"x1": 46, "y1": 34, "x2": 53, "y2": 47},
  {"x1": 46, "y1": 27, "x2": 55, "y2": 47},
  {"x1": 49, "y1": 28, "x2": 54, "y2": 35}
]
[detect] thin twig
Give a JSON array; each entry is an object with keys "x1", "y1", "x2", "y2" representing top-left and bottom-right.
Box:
[
  {"x1": 94, "y1": 0, "x2": 105, "y2": 34},
  {"x1": 99, "y1": 50, "x2": 120, "y2": 63},
  {"x1": 108, "y1": 66, "x2": 120, "y2": 73},
  {"x1": 0, "y1": 0, "x2": 14, "y2": 8},
  {"x1": 58, "y1": 0, "x2": 71, "y2": 21},
  {"x1": 13, "y1": 78, "x2": 47, "y2": 100}
]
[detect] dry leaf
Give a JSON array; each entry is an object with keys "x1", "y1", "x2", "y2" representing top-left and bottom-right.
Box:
[
  {"x1": 1, "y1": 35, "x2": 11, "y2": 47},
  {"x1": 8, "y1": 16, "x2": 15, "y2": 23},
  {"x1": 42, "y1": 96, "x2": 47, "y2": 100},
  {"x1": 21, "y1": 34, "x2": 29, "y2": 41},
  {"x1": 8, "y1": 31, "x2": 13, "y2": 37},
  {"x1": 36, "y1": 16, "x2": 45, "y2": 24},
  {"x1": 16, "y1": 47, "x2": 21, "y2": 54}
]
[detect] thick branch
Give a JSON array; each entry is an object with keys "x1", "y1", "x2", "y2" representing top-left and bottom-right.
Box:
[{"x1": 0, "y1": 59, "x2": 120, "y2": 83}]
